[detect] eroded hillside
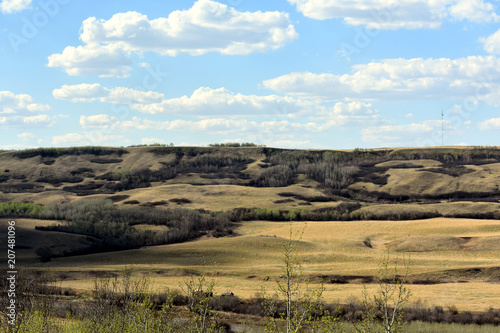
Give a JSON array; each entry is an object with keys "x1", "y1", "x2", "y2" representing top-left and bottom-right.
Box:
[{"x1": 2, "y1": 146, "x2": 500, "y2": 213}]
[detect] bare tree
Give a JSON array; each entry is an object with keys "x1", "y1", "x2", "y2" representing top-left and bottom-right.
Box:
[
  {"x1": 0, "y1": 269, "x2": 59, "y2": 333},
  {"x1": 181, "y1": 274, "x2": 221, "y2": 333},
  {"x1": 78, "y1": 267, "x2": 178, "y2": 333},
  {"x1": 263, "y1": 224, "x2": 343, "y2": 333},
  {"x1": 357, "y1": 252, "x2": 411, "y2": 333}
]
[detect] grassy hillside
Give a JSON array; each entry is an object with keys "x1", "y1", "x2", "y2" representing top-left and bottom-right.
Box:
[
  {"x1": 2, "y1": 145, "x2": 500, "y2": 208},
  {"x1": 1, "y1": 145, "x2": 500, "y2": 317}
]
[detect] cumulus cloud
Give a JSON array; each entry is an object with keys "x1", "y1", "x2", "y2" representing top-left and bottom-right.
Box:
[
  {"x1": 80, "y1": 114, "x2": 118, "y2": 129},
  {"x1": 17, "y1": 132, "x2": 42, "y2": 144},
  {"x1": 263, "y1": 56, "x2": 500, "y2": 105},
  {"x1": 0, "y1": 115, "x2": 56, "y2": 128},
  {"x1": 17, "y1": 132, "x2": 36, "y2": 141},
  {"x1": 130, "y1": 87, "x2": 319, "y2": 116},
  {"x1": 481, "y1": 29, "x2": 500, "y2": 55},
  {"x1": 53, "y1": 83, "x2": 164, "y2": 104},
  {"x1": 449, "y1": 0, "x2": 500, "y2": 23},
  {"x1": 48, "y1": 0, "x2": 297, "y2": 77},
  {"x1": 361, "y1": 120, "x2": 449, "y2": 147},
  {"x1": 478, "y1": 117, "x2": 500, "y2": 130},
  {"x1": 0, "y1": 91, "x2": 54, "y2": 128},
  {"x1": 0, "y1": 0, "x2": 31, "y2": 14},
  {"x1": 81, "y1": 115, "x2": 320, "y2": 136},
  {"x1": 0, "y1": 91, "x2": 49, "y2": 114},
  {"x1": 47, "y1": 44, "x2": 134, "y2": 78},
  {"x1": 288, "y1": 0, "x2": 499, "y2": 29},
  {"x1": 52, "y1": 132, "x2": 125, "y2": 146},
  {"x1": 324, "y1": 102, "x2": 382, "y2": 127}
]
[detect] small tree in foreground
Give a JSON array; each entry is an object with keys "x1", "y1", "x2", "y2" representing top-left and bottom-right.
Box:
[
  {"x1": 262, "y1": 225, "x2": 344, "y2": 333},
  {"x1": 78, "y1": 267, "x2": 178, "y2": 333},
  {"x1": 0, "y1": 269, "x2": 60, "y2": 333},
  {"x1": 357, "y1": 252, "x2": 411, "y2": 333},
  {"x1": 181, "y1": 274, "x2": 225, "y2": 333}
]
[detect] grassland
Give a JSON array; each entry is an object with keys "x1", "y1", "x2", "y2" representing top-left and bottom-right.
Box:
[
  {"x1": 7, "y1": 217, "x2": 499, "y2": 312},
  {"x1": 1, "y1": 145, "x2": 500, "y2": 328}
]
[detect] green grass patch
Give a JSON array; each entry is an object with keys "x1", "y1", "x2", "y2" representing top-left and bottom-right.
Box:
[{"x1": 0, "y1": 201, "x2": 44, "y2": 216}]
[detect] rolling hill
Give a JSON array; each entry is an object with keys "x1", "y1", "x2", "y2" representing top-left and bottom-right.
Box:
[{"x1": 1, "y1": 145, "x2": 500, "y2": 314}]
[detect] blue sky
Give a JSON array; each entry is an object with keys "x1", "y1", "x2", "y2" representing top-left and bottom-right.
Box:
[{"x1": 2, "y1": 0, "x2": 500, "y2": 149}]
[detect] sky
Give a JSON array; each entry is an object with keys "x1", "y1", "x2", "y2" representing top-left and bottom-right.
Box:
[{"x1": 2, "y1": 0, "x2": 500, "y2": 149}]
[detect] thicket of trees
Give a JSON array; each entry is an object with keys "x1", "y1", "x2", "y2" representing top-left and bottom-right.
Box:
[
  {"x1": 252, "y1": 165, "x2": 295, "y2": 187},
  {"x1": 0, "y1": 199, "x2": 231, "y2": 261},
  {"x1": 208, "y1": 142, "x2": 265, "y2": 147},
  {"x1": 129, "y1": 143, "x2": 174, "y2": 147},
  {"x1": 257, "y1": 149, "x2": 388, "y2": 191},
  {"x1": 12, "y1": 147, "x2": 128, "y2": 159},
  {"x1": 389, "y1": 146, "x2": 500, "y2": 164}
]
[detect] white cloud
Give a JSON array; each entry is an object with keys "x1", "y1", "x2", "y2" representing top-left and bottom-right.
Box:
[
  {"x1": 52, "y1": 133, "x2": 90, "y2": 145},
  {"x1": 53, "y1": 83, "x2": 164, "y2": 104},
  {"x1": 53, "y1": 84, "x2": 108, "y2": 102},
  {"x1": 48, "y1": 0, "x2": 297, "y2": 77},
  {"x1": 361, "y1": 120, "x2": 448, "y2": 147},
  {"x1": 0, "y1": 115, "x2": 56, "y2": 128},
  {"x1": 52, "y1": 132, "x2": 125, "y2": 146},
  {"x1": 130, "y1": 87, "x2": 319, "y2": 116},
  {"x1": 141, "y1": 137, "x2": 166, "y2": 145},
  {"x1": 84, "y1": 115, "x2": 320, "y2": 135},
  {"x1": 17, "y1": 132, "x2": 36, "y2": 141},
  {"x1": 449, "y1": 0, "x2": 499, "y2": 23},
  {"x1": 80, "y1": 114, "x2": 118, "y2": 129},
  {"x1": 478, "y1": 117, "x2": 500, "y2": 130},
  {"x1": 0, "y1": 91, "x2": 50, "y2": 114},
  {"x1": 288, "y1": 0, "x2": 499, "y2": 29},
  {"x1": 270, "y1": 140, "x2": 313, "y2": 148},
  {"x1": 263, "y1": 56, "x2": 500, "y2": 105},
  {"x1": 0, "y1": 91, "x2": 54, "y2": 128},
  {"x1": 23, "y1": 115, "x2": 54, "y2": 125},
  {"x1": 47, "y1": 44, "x2": 134, "y2": 78},
  {"x1": 0, "y1": 0, "x2": 30, "y2": 14},
  {"x1": 481, "y1": 29, "x2": 500, "y2": 55},
  {"x1": 324, "y1": 101, "x2": 382, "y2": 127},
  {"x1": 79, "y1": 3, "x2": 297, "y2": 56},
  {"x1": 129, "y1": 117, "x2": 320, "y2": 145}
]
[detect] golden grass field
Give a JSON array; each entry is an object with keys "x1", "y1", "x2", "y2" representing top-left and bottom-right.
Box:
[{"x1": 6, "y1": 217, "x2": 500, "y2": 312}]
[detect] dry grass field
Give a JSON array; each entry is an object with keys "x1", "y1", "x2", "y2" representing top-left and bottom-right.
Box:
[{"x1": 10, "y1": 217, "x2": 499, "y2": 312}]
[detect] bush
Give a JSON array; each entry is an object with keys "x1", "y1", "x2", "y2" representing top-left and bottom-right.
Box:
[
  {"x1": 35, "y1": 247, "x2": 53, "y2": 262},
  {"x1": 36, "y1": 175, "x2": 84, "y2": 186}
]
